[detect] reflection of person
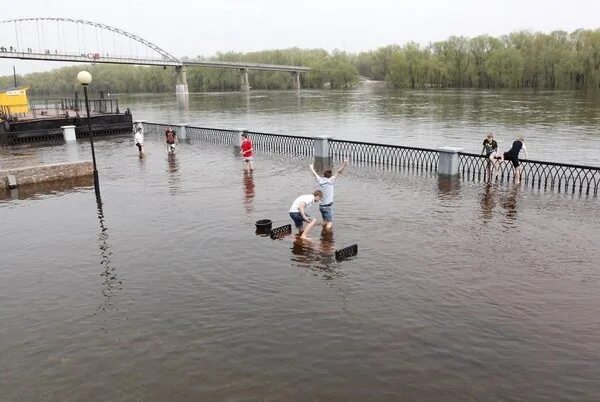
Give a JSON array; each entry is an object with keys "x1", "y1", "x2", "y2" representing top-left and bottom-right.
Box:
[
  {"x1": 480, "y1": 184, "x2": 495, "y2": 221},
  {"x1": 134, "y1": 126, "x2": 144, "y2": 155},
  {"x1": 165, "y1": 127, "x2": 177, "y2": 154},
  {"x1": 289, "y1": 190, "x2": 322, "y2": 239},
  {"x1": 167, "y1": 152, "x2": 178, "y2": 173},
  {"x1": 481, "y1": 133, "x2": 499, "y2": 182},
  {"x1": 240, "y1": 133, "x2": 255, "y2": 172},
  {"x1": 500, "y1": 136, "x2": 528, "y2": 184},
  {"x1": 243, "y1": 171, "x2": 255, "y2": 213},
  {"x1": 319, "y1": 229, "x2": 335, "y2": 256},
  {"x1": 309, "y1": 159, "x2": 348, "y2": 230}
]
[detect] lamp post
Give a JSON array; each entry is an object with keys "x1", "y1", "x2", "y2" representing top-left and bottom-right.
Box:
[{"x1": 77, "y1": 71, "x2": 101, "y2": 202}]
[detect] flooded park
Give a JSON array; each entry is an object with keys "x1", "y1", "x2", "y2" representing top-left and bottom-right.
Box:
[{"x1": 1, "y1": 89, "x2": 600, "y2": 400}]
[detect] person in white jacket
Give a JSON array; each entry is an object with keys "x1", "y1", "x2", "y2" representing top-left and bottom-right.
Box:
[{"x1": 134, "y1": 126, "x2": 144, "y2": 155}]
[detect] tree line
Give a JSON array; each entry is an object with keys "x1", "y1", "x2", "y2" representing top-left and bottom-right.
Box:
[{"x1": 2, "y1": 28, "x2": 600, "y2": 94}]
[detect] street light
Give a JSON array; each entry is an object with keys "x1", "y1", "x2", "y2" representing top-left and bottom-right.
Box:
[{"x1": 77, "y1": 70, "x2": 101, "y2": 202}]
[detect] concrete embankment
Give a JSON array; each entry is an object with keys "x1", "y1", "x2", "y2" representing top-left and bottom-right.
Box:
[{"x1": 0, "y1": 161, "x2": 93, "y2": 190}]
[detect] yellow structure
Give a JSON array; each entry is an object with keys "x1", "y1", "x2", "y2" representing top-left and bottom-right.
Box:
[{"x1": 0, "y1": 86, "x2": 30, "y2": 118}]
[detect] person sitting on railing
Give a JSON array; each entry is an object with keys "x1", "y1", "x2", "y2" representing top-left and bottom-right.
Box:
[
  {"x1": 481, "y1": 133, "x2": 500, "y2": 182},
  {"x1": 498, "y1": 136, "x2": 528, "y2": 184}
]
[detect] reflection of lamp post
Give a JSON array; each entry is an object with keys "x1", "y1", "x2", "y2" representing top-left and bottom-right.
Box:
[{"x1": 77, "y1": 71, "x2": 101, "y2": 202}]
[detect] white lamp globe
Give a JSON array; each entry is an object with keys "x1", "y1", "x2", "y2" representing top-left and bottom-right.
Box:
[{"x1": 77, "y1": 71, "x2": 92, "y2": 85}]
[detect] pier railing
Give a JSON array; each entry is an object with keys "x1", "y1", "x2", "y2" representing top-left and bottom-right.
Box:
[
  {"x1": 459, "y1": 152, "x2": 600, "y2": 195},
  {"x1": 329, "y1": 139, "x2": 439, "y2": 172},
  {"x1": 104, "y1": 122, "x2": 600, "y2": 196}
]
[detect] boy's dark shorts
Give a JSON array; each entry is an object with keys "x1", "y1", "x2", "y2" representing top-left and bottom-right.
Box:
[{"x1": 289, "y1": 212, "x2": 305, "y2": 228}]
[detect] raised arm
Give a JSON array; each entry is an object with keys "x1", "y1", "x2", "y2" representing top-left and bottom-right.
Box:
[
  {"x1": 332, "y1": 159, "x2": 349, "y2": 179},
  {"x1": 308, "y1": 164, "x2": 320, "y2": 180}
]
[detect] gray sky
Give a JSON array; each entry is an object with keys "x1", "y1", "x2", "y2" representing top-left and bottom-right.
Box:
[{"x1": 1, "y1": 0, "x2": 600, "y2": 76}]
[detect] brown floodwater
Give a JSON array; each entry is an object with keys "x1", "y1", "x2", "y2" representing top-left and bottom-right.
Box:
[{"x1": 1, "y1": 135, "x2": 599, "y2": 401}]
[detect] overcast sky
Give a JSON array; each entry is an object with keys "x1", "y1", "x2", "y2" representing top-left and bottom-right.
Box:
[{"x1": 2, "y1": 0, "x2": 600, "y2": 76}]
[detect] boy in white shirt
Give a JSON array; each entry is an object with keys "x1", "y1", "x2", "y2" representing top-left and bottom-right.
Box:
[{"x1": 289, "y1": 190, "x2": 322, "y2": 239}]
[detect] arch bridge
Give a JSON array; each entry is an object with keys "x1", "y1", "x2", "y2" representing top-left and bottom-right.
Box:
[{"x1": 0, "y1": 17, "x2": 310, "y2": 93}]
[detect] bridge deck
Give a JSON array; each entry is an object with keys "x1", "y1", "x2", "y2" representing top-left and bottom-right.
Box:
[{"x1": 0, "y1": 51, "x2": 310, "y2": 72}]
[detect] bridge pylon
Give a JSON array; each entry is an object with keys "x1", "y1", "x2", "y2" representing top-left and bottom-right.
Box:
[
  {"x1": 175, "y1": 66, "x2": 189, "y2": 95},
  {"x1": 291, "y1": 71, "x2": 301, "y2": 90},
  {"x1": 240, "y1": 68, "x2": 250, "y2": 92}
]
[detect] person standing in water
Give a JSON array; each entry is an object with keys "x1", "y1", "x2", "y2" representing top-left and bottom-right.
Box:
[
  {"x1": 289, "y1": 190, "x2": 322, "y2": 240},
  {"x1": 165, "y1": 127, "x2": 177, "y2": 154},
  {"x1": 309, "y1": 159, "x2": 349, "y2": 230},
  {"x1": 240, "y1": 133, "x2": 255, "y2": 172},
  {"x1": 501, "y1": 136, "x2": 528, "y2": 184},
  {"x1": 134, "y1": 126, "x2": 144, "y2": 156}
]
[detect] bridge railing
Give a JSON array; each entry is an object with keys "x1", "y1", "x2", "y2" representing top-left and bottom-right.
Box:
[{"x1": 139, "y1": 122, "x2": 600, "y2": 196}]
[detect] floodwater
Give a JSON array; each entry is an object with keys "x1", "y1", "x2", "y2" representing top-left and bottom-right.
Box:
[
  {"x1": 118, "y1": 87, "x2": 600, "y2": 166},
  {"x1": 1, "y1": 134, "x2": 599, "y2": 401}
]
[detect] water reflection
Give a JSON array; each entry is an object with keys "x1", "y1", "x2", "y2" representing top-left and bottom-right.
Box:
[
  {"x1": 176, "y1": 93, "x2": 189, "y2": 111},
  {"x1": 499, "y1": 186, "x2": 520, "y2": 226},
  {"x1": 96, "y1": 202, "x2": 122, "y2": 312},
  {"x1": 480, "y1": 184, "x2": 497, "y2": 222},
  {"x1": 0, "y1": 176, "x2": 93, "y2": 201},
  {"x1": 290, "y1": 229, "x2": 341, "y2": 279},
  {"x1": 437, "y1": 176, "x2": 461, "y2": 199},
  {"x1": 242, "y1": 171, "x2": 255, "y2": 213},
  {"x1": 166, "y1": 152, "x2": 180, "y2": 195}
]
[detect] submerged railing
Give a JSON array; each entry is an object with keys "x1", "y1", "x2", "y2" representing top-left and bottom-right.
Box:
[
  {"x1": 101, "y1": 122, "x2": 600, "y2": 196},
  {"x1": 329, "y1": 139, "x2": 439, "y2": 172},
  {"x1": 459, "y1": 152, "x2": 600, "y2": 195}
]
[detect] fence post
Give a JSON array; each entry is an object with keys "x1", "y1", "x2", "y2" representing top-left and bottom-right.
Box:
[
  {"x1": 61, "y1": 125, "x2": 77, "y2": 142},
  {"x1": 176, "y1": 123, "x2": 188, "y2": 140},
  {"x1": 313, "y1": 135, "x2": 332, "y2": 172},
  {"x1": 234, "y1": 128, "x2": 246, "y2": 154},
  {"x1": 437, "y1": 146, "x2": 463, "y2": 176}
]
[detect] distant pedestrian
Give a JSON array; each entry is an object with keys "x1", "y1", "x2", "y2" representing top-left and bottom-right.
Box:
[
  {"x1": 309, "y1": 159, "x2": 349, "y2": 230},
  {"x1": 289, "y1": 190, "x2": 323, "y2": 240},
  {"x1": 240, "y1": 133, "x2": 254, "y2": 172},
  {"x1": 165, "y1": 127, "x2": 177, "y2": 154},
  {"x1": 500, "y1": 136, "x2": 528, "y2": 184},
  {"x1": 134, "y1": 126, "x2": 144, "y2": 155},
  {"x1": 481, "y1": 133, "x2": 499, "y2": 182}
]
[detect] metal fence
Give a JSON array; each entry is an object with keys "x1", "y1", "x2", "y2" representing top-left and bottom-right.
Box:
[
  {"x1": 1, "y1": 128, "x2": 65, "y2": 146},
  {"x1": 140, "y1": 122, "x2": 600, "y2": 196},
  {"x1": 460, "y1": 153, "x2": 600, "y2": 195},
  {"x1": 75, "y1": 123, "x2": 134, "y2": 139},
  {"x1": 60, "y1": 98, "x2": 120, "y2": 114},
  {"x1": 246, "y1": 130, "x2": 313, "y2": 157},
  {"x1": 329, "y1": 139, "x2": 439, "y2": 172}
]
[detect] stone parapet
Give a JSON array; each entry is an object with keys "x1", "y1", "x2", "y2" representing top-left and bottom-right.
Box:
[{"x1": 0, "y1": 161, "x2": 93, "y2": 189}]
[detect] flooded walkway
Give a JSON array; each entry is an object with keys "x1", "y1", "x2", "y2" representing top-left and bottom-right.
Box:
[{"x1": 1, "y1": 137, "x2": 599, "y2": 400}]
